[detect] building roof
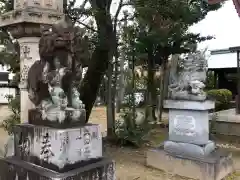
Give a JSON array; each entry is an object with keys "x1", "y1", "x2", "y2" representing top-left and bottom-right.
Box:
[{"x1": 209, "y1": 48, "x2": 238, "y2": 69}]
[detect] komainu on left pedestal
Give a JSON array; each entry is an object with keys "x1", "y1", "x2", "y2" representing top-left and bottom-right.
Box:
[{"x1": 0, "y1": 16, "x2": 115, "y2": 180}]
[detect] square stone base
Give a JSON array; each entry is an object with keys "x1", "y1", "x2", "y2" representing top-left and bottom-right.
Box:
[
  {"x1": 0, "y1": 157, "x2": 115, "y2": 180},
  {"x1": 29, "y1": 108, "x2": 86, "y2": 128},
  {"x1": 164, "y1": 140, "x2": 215, "y2": 157},
  {"x1": 14, "y1": 124, "x2": 102, "y2": 172},
  {"x1": 146, "y1": 146, "x2": 234, "y2": 180}
]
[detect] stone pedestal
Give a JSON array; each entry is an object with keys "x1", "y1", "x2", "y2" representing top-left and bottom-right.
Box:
[
  {"x1": 146, "y1": 100, "x2": 234, "y2": 180},
  {"x1": 14, "y1": 124, "x2": 102, "y2": 172},
  {"x1": 0, "y1": 156, "x2": 115, "y2": 180},
  {"x1": 146, "y1": 146, "x2": 233, "y2": 180},
  {"x1": 164, "y1": 100, "x2": 214, "y2": 145},
  {"x1": 2, "y1": 123, "x2": 116, "y2": 179},
  {"x1": 28, "y1": 108, "x2": 87, "y2": 128}
]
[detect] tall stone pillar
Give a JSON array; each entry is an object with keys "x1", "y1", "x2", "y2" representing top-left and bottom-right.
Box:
[
  {"x1": 0, "y1": 0, "x2": 64, "y2": 123},
  {"x1": 18, "y1": 37, "x2": 40, "y2": 122}
]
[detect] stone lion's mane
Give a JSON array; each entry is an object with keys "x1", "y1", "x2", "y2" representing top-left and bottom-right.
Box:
[{"x1": 27, "y1": 18, "x2": 90, "y2": 106}]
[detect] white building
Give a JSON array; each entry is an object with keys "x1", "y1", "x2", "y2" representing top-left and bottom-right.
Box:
[
  {"x1": 208, "y1": 48, "x2": 238, "y2": 96},
  {"x1": 209, "y1": 48, "x2": 238, "y2": 69},
  {"x1": 0, "y1": 65, "x2": 16, "y2": 104}
]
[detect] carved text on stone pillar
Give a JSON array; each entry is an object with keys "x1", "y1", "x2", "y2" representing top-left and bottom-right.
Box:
[
  {"x1": 40, "y1": 133, "x2": 55, "y2": 162},
  {"x1": 21, "y1": 45, "x2": 32, "y2": 60},
  {"x1": 18, "y1": 132, "x2": 31, "y2": 157},
  {"x1": 20, "y1": 65, "x2": 30, "y2": 88}
]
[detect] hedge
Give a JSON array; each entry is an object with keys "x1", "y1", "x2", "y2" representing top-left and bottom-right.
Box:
[{"x1": 207, "y1": 89, "x2": 232, "y2": 111}]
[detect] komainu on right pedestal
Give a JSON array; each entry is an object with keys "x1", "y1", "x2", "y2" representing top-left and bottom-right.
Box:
[{"x1": 146, "y1": 51, "x2": 234, "y2": 180}]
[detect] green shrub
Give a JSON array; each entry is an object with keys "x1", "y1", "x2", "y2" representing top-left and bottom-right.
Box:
[
  {"x1": 115, "y1": 110, "x2": 150, "y2": 147},
  {"x1": 2, "y1": 95, "x2": 20, "y2": 135},
  {"x1": 115, "y1": 91, "x2": 150, "y2": 147},
  {"x1": 207, "y1": 89, "x2": 232, "y2": 111}
]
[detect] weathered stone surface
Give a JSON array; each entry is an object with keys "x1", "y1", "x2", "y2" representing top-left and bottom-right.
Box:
[
  {"x1": 164, "y1": 140, "x2": 215, "y2": 157},
  {"x1": 146, "y1": 146, "x2": 234, "y2": 180},
  {"x1": 0, "y1": 8, "x2": 63, "y2": 28},
  {"x1": 0, "y1": 156, "x2": 115, "y2": 180},
  {"x1": 168, "y1": 51, "x2": 208, "y2": 101},
  {"x1": 26, "y1": 17, "x2": 90, "y2": 125},
  {"x1": 18, "y1": 37, "x2": 41, "y2": 122},
  {"x1": 165, "y1": 100, "x2": 214, "y2": 145},
  {"x1": 164, "y1": 100, "x2": 215, "y2": 110},
  {"x1": 28, "y1": 108, "x2": 86, "y2": 128},
  {"x1": 168, "y1": 108, "x2": 209, "y2": 144},
  {"x1": 14, "y1": 0, "x2": 64, "y2": 13},
  {"x1": 14, "y1": 124, "x2": 102, "y2": 172}
]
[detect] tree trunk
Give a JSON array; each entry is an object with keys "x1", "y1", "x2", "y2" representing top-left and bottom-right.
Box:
[
  {"x1": 158, "y1": 55, "x2": 176, "y2": 121},
  {"x1": 80, "y1": 1, "x2": 115, "y2": 121},
  {"x1": 158, "y1": 69, "x2": 165, "y2": 121},
  {"x1": 106, "y1": 63, "x2": 115, "y2": 138},
  {"x1": 132, "y1": 55, "x2": 136, "y2": 119},
  {"x1": 146, "y1": 49, "x2": 157, "y2": 122},
  {"x1": 116, "y1": 56, "x2": 125, "y2": 113},
  {"x1": 158, "y1": 58, "x2": 169, "y2": 122}
]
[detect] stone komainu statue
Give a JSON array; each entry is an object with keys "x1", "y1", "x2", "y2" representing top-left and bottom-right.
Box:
[
  {"x1": 168, "y1": 51, "x2": 208, "y2": 101},
  {"x1": 27, "y1": 17, "x2": 90, "y2": 108}
]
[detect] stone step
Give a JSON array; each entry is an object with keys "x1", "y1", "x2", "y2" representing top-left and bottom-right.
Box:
[{"x1": 209, "y1": 109, "x2": 240, "y2": 136}]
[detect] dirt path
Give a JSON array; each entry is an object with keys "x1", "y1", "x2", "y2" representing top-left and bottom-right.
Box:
[{"x1": 105, "y1": 145, "x2": 185, "y2": 180}]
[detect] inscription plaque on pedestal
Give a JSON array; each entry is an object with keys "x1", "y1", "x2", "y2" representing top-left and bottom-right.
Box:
[
  {"x1": 173, "y1": 115, "x2": 196, "y2": 137},
  {"x1": 169, "y1": 109, "x2": 209, "y2": 145}
]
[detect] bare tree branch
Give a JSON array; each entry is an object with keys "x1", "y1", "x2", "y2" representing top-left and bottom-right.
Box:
[
  {"x1": 113, "y1": 1, "x2": 134, "y2": 32},
  {"x1": 76, "y1": 20, "x2": 97, "y2": 32},
  {"x1": 79, "y1": 0, "x2": 89, "y2": 18},
  {"x1": 113, "y1": 0, "x2": 123, "y2": 33},
  {"x1": 119, "y1": 16, "x2": 135, "y2": 22}
]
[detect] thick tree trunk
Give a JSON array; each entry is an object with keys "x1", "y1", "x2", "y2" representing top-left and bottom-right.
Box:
[{"x1": 80, "y1": 1, "x2": 115, "y2": 121}]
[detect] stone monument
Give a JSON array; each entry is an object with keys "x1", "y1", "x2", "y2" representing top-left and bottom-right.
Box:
[
  {"x1": 0, "y1": 1, "x2": 115, "y2": 179},
  {"x1": 146, "y1": 51, "x2": 233, "y2": 180}
]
